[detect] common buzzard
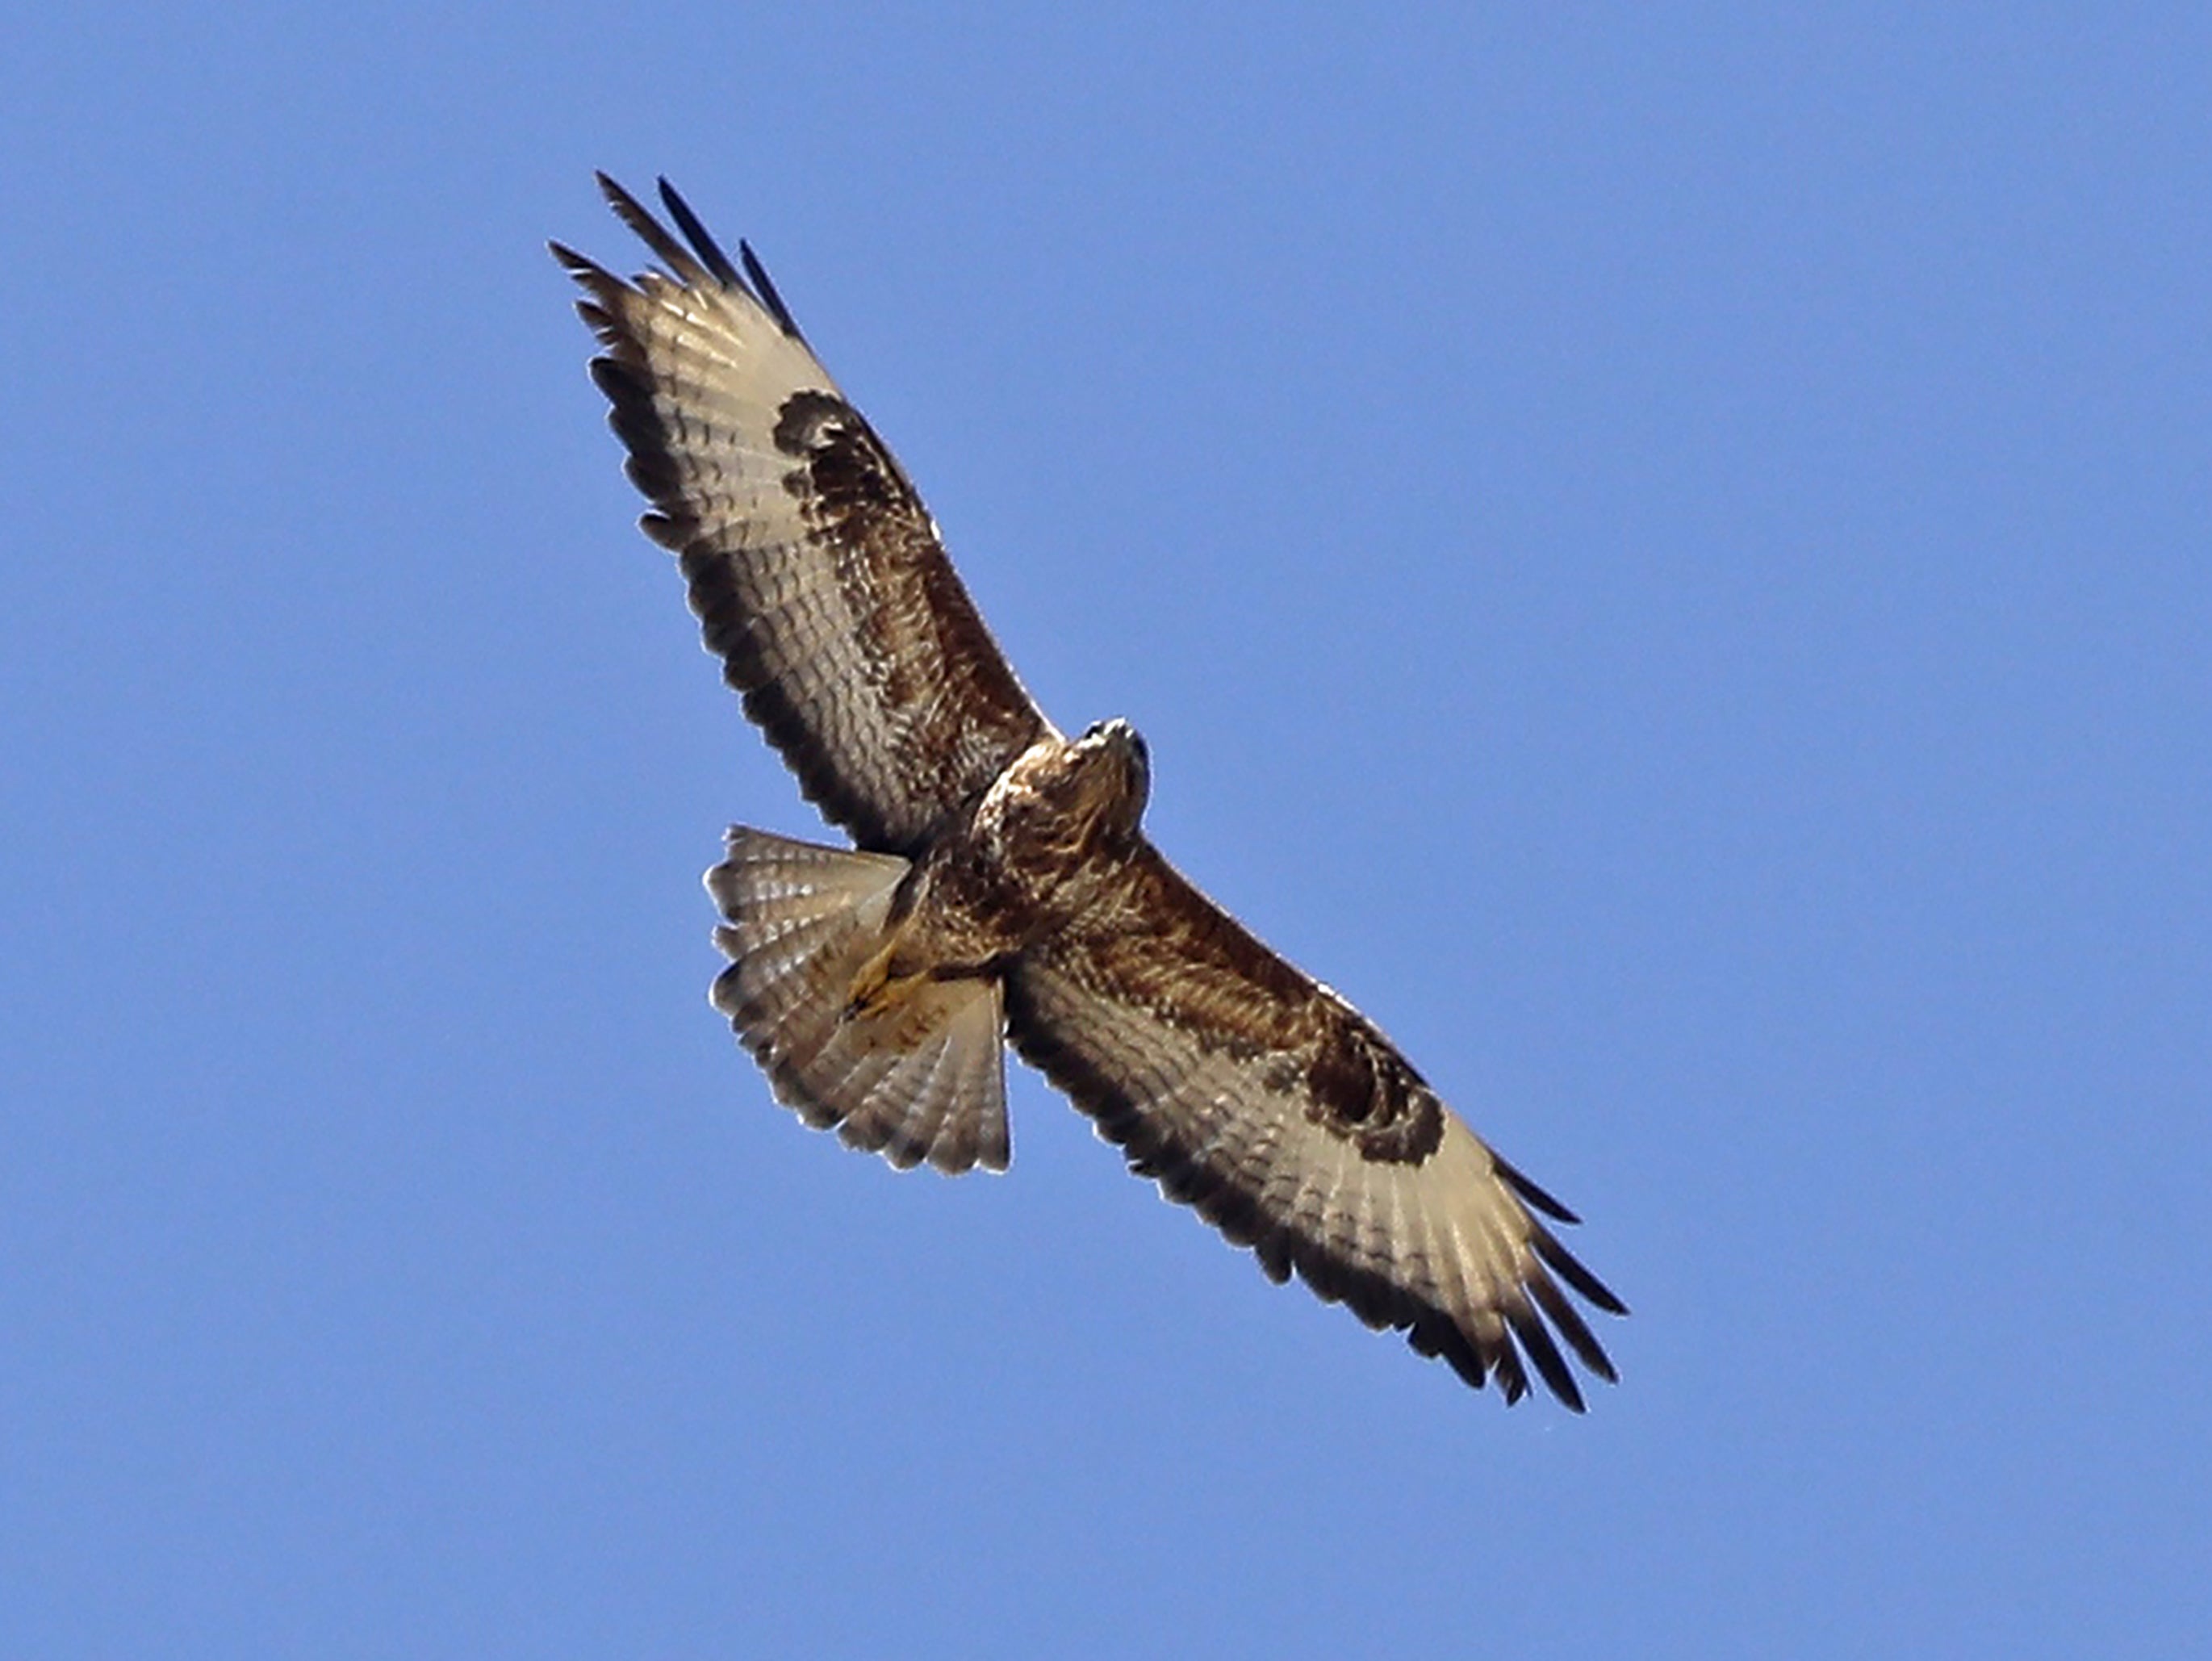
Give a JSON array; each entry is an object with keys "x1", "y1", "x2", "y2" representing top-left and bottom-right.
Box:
[{"x1": 554, "y1": 177, "x2": 1626, "y2": 1407}]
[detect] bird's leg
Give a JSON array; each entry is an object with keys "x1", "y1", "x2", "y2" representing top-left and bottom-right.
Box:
[{"x1": 844, "y1": 935, "x2": 930, "y2": 1022}]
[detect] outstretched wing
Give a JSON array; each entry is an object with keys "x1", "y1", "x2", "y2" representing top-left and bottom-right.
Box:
[
  {"x1": 554, "y1": 176, "x2": 1052, "y2": 856},
  {"x1": 1004, "y1": 845, "x2": 1625, "y2": 1408}
]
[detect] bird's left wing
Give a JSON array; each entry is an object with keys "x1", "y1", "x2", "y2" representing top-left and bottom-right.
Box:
[
  {"x1": 554, "y1": 177, "x2": 1052, "y2": 856},
  {"x1": 1005, "y1": 844, "x2": 1625, "y2": 1408}
]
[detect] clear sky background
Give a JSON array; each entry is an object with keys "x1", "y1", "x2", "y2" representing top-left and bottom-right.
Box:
[{"x1": 5, "y1": 6, "x2": 2206, "y2": 1656}]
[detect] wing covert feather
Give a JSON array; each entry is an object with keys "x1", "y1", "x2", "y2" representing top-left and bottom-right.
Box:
[
  {"x1": 1004, "y1": 844, "x2": 1625, "y2": 1408},
  {"x1": 554, "y1": 177, "x2": 1050, "y2": 854}
]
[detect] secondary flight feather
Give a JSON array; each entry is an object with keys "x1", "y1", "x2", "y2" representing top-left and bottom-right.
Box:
[{"x1": 553, "y1": 175, "x2": 1627, "y2": 1407}]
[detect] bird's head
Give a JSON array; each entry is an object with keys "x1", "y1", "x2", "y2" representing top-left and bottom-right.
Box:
[{"x1": 1064, "y1": 717, "x2": 1152, "y2": 849}]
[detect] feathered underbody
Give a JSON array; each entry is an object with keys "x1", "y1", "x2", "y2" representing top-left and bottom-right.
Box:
[
  {"x1": 556, "y1": 174, "x2": 1628, "y2": 1408},
  {"x1": 863, "y1": 718, "x2": 1156, "y2": 1007}
]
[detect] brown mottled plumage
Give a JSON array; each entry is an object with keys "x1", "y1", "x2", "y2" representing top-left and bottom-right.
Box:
[{"x1": 555, "y1": 176, "x2": 1626, "y2": 1407}]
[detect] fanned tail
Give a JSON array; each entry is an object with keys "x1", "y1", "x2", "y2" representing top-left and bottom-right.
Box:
[{"x1": 704, "y1": 826, "x2": 1010, "y2": 1174}]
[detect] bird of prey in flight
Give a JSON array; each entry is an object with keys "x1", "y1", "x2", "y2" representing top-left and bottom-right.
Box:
[{"x1": 554, "y1": 176, "x2": 1626, "y2": 1406}]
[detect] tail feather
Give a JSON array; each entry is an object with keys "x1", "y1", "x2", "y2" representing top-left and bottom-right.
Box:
[{"x1": 705, "y1": 826, "x2": 1010, "y2": 1174}]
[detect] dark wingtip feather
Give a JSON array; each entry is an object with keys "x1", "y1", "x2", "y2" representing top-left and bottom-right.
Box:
[
  {"x1": 1494, "y1": 1153, "x2": 1581, "y2": 1224},
  {"x1": 550, "y1": 242, "x2": 630, "y2": 339},
  {"x1": 1507, "y1": 1302, "x2": 1587, "y2": 1412},
  {"x1": 592, "y1": 172, "x2": 705, "y2": 283},
  {"x1": 1527, "y1": 1269, "x2": 1620, "y2": 1383},
  {"x1": 1531, "y1": 1222, "x2": 1629, "y2": 1316},
  {"x1": 655, "y1": 176, "x2": 747, "y2": 290},
  {"x1": 1492, "y1": 1341, "x2": 1531, "y2": 1404},
  {"x1": 740, "y1": 240, "x2": 808, "y2": 341}
]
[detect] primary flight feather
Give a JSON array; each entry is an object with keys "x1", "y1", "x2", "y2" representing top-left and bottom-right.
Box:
[{"x1": 554, "y1": 175, "x2": 1626, "y2": 1407}]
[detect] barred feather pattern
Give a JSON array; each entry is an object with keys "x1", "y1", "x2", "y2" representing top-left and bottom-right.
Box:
[{"x1": 706, "y1": 827, "x2": 1010, "y2": 1174}]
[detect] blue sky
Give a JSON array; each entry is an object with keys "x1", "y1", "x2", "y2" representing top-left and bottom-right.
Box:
[{"x1": 5, "y1": 5, "x2": 2206, "y2": 1655}]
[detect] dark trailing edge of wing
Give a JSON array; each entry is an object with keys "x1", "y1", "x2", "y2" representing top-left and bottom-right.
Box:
[
  {"x1": 1002, "y1": 973, "x2": 1620, "y2": 1410},
  {"x1": 573, "y1": 352, "x2": 939, "y2": 851},
  {"x1": 551, "y1": 217, "x2": 894, "y2": 848}
]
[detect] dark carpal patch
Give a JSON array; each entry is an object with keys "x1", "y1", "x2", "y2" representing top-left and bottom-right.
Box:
[
  {"x1": 774, "y1": 391, "x2": 904, "y2": 513},
  {"x1": 1303, "y1": 1023, "x2": 1444, "y2": 1164}
]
